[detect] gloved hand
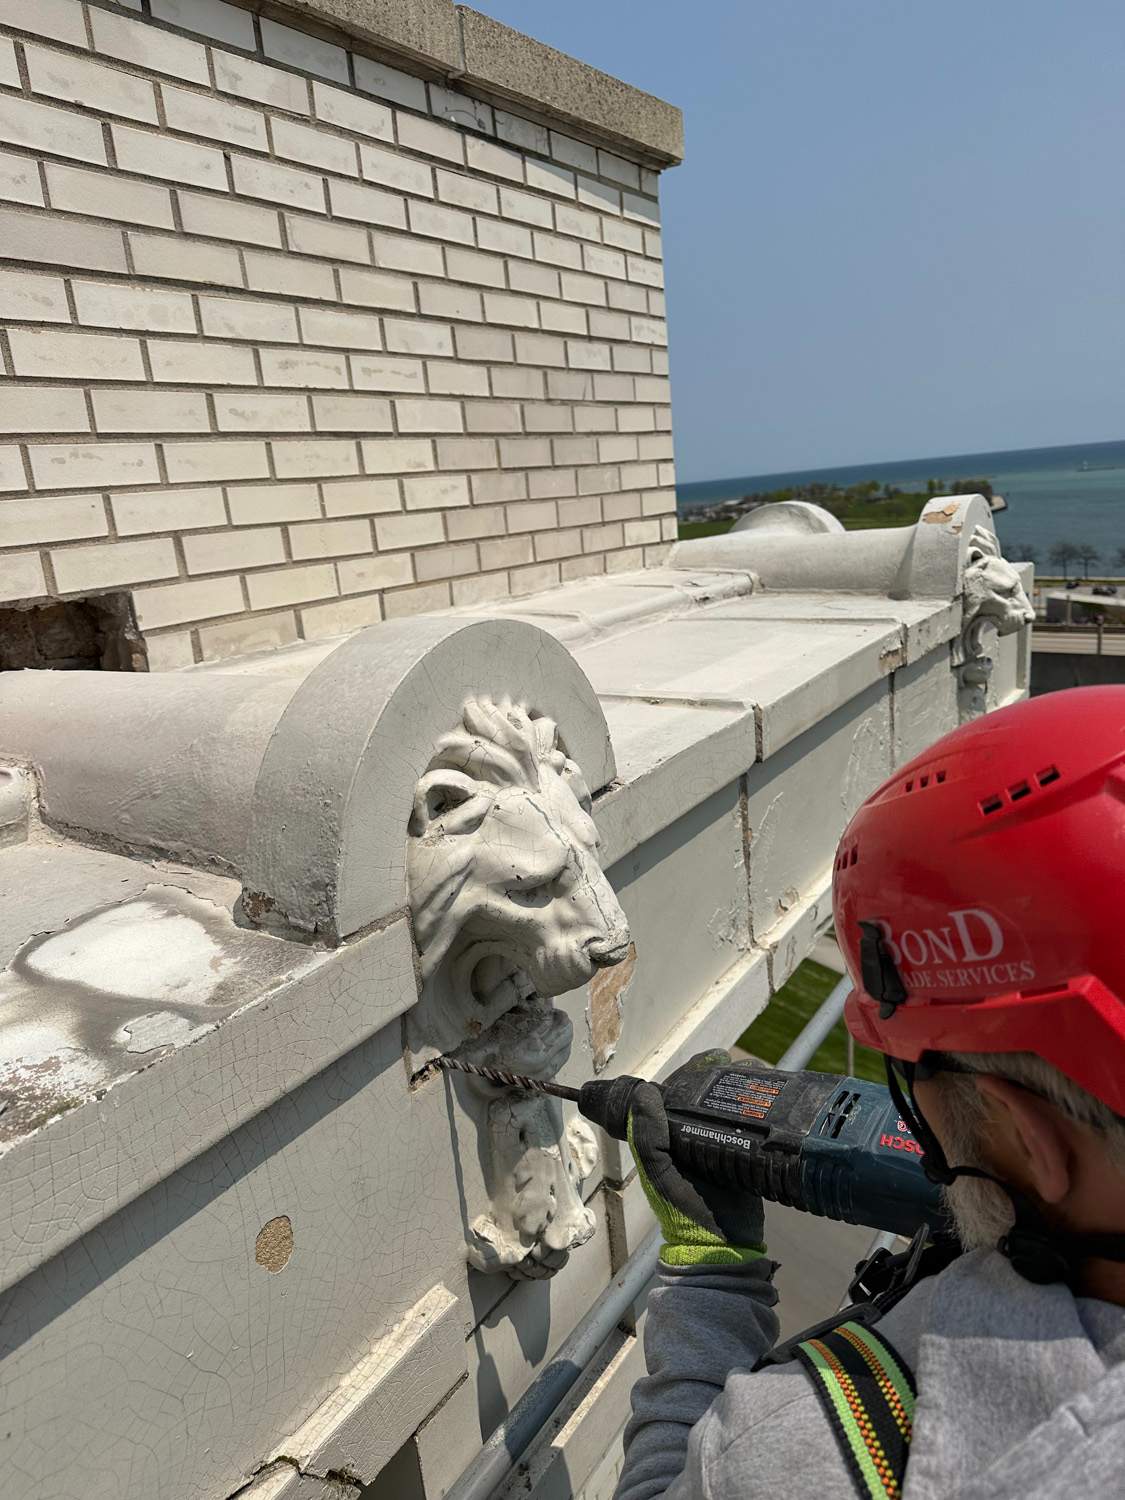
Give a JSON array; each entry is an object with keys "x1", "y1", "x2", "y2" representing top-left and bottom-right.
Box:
[{"x1": 628, "y1": 1050, "x2": 768, "y2": 1269}]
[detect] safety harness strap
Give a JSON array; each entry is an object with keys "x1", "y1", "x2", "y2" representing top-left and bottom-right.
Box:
[{"x1": 794, "y1": 1320, "x2": 916, "y2": 1500}]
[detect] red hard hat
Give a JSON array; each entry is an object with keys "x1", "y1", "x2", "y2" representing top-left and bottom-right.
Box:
[{"x1": 835, "y1": 686, "x2": 1125, "y2": 1116}]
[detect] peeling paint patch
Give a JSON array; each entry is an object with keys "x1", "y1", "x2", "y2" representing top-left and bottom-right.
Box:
[
  {"x1": 879, "y1": 644, "x2": 905, "y2": 672},
  {"x1": 707, "y1": 899, "x2": 743, "y2": 949},
  {"x1": 0, "y1": 1038, "x2": 108, "y2": 1146},
  {"x1": 587, "y1": 942, "x2": 636, "y2": 1071},
  {"x1": 118, "y1": 1010, "x2": 215, "y2": 1054},
  {"x1": 842, "y1": 710, "x2": 891, "y2": 818},
  {"x1": 255, "y1": 1215, "x2": 294, "y2": 1274},
  {"x1": 922, "y1": 503, "x2": 959, "y2": 524}
]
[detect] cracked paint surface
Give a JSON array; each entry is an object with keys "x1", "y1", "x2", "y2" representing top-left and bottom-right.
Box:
[{"x1": 0, "y1": 922, "x2": 464, "y2": 1500}]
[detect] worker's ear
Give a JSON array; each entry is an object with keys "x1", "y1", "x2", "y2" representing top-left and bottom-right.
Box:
[{"x1": 975, "y1": 1075, "x2": 1072, "y2": 1205}]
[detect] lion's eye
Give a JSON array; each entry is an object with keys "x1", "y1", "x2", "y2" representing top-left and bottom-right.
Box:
[
  {"x1": 505, "y1": 864, "x2": 569, "y2": 907},
  {"x1": 506, "y1": 881, "x2": 554, "y2": 909}
]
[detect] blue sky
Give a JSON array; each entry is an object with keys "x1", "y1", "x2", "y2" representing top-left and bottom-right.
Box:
[{"x1": 480, "y1": 1, "x2": 1125, "y2": 482}]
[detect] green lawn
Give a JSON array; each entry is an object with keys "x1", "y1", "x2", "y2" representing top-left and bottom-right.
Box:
[
  {"x1": 677, "y1": 519, "x2": 739, "y2": 540},
  {"x1": 736, "y1": 959, "x2": 886, "y2": 1083}
]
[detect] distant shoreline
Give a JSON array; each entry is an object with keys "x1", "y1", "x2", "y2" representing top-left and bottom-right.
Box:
[{"x1": 677, "y1": 436, "x2": 1125, "y2": 511}]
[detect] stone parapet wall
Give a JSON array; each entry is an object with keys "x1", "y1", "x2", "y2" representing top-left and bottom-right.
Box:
[{"x1": 0, "y1": 0, "x2": 677, "y2": 668}]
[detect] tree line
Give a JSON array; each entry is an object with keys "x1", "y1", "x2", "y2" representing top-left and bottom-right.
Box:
[{"x1": 1004, "y1": 542, "x2": 1125, "y2": 579}]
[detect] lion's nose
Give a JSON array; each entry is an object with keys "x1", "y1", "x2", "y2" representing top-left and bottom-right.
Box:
[{"x1": 586, "y1": 933, "x2": 632, "y2": 968}]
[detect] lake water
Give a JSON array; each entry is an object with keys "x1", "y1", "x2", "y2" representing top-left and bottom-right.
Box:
[{"x1": 677, "y1": 438, "x2": 1125, "y2": 564}]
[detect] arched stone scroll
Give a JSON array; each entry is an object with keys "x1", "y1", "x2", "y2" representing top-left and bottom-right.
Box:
[
  {"x1": 731, "y1": 500, "x2": 844, "y2": 536},
  {"x1": 671, "y1": 492, "x2": 1025, "y2": 605},
  {"x1": 0, "y1": 617, "x2": 614, "y2": 943},
  {"x1": 670, "y1": 495, "x2": 1033, "y2": 726}
]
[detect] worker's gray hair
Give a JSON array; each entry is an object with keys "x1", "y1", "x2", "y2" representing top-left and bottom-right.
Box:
[
  {"x1": 933, "y1": 1050, "x2": 1125, "y2": 1250},
  {"x1": 945, "y1": 1050, "x2": 1125, "y2": 1171}
]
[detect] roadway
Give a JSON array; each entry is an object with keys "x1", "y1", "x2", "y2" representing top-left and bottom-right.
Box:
[{"x1": 1032, "y1": 626, "x2": 1125, "y2": 656}]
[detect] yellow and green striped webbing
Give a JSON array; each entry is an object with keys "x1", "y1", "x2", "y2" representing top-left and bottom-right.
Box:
[{"x1": 794, "y1": 1319, "x2": 916, "y2": 1500}]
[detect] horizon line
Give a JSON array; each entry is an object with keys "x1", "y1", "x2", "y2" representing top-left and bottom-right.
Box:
[{"x1": 679, "y1": 433, "x2": 1125, "y2": 490}]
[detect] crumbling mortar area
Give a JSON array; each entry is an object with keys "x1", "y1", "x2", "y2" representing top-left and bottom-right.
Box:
[
  {"x1": 737, "y1": 773, "x2": 754, "y2": 944},
  {"x1": 37, "y1": 805, "x2": 246, "y2": 886},
  {"x1": 238, "y1": 890, "x2": 411, "y2": 949},
  {"x1": 227, "y1": 1455, "x2": 365, "y2": 1499}
]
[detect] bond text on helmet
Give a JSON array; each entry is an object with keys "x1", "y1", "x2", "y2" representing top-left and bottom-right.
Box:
[{"x1": 868, "y1": 908, "x2": 1035, "y2": 991}]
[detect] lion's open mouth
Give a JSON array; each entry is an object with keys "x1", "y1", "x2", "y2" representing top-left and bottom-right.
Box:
[
  {"x1": 458, "y1": 992, "x2": 573, "y2": 1080},
  {"x1": 470, "y1": 954, "x2": 537, "y2": 1014}
]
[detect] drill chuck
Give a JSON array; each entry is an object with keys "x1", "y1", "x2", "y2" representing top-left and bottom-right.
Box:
[{"x1": 575, "y1": 1075, "x2": 642, "y2": 1142}]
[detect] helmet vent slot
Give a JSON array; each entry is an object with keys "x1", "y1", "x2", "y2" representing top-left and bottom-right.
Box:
[
  {"x1": 981, "y1": 769, "x2": 1058, "y2": 816},
  {"x1": 903, "y1": 768, "x2": 946, "y2": 794},
  {"x1": 849, "y1": 847, "x2": 858, "y2": 866}
]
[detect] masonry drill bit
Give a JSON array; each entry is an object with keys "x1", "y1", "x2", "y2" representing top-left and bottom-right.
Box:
[{"x1": 431, "y1": 1054, "x2": 581, "y2": 1100}]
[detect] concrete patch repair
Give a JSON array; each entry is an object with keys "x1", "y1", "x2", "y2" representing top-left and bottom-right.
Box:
[
  {"x1": 0, "y1": 1, "x2": 1034, "y2": 1495},
  {"x1": 256, "y1": 1215, "x2": 295, "y2": 1274}
]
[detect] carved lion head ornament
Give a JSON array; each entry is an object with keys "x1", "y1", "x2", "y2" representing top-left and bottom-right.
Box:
[
  {"x1": 406, "y1": 695, "x2": 628, "y2": 1279},
  {"x1": 954, "y1": 525, "x2": 1035, "y2": 722},
  {"x1": 407, "y1": 696, "x2": 631, "y2": 1061},
  {"x1": 963, "y1": 525, "x2": 1035, "y2": 634}
]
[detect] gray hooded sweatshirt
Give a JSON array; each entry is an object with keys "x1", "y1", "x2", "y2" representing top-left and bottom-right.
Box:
[{"x1": 615, "y1": 1248, "x2": 1125, "y2": 1499}]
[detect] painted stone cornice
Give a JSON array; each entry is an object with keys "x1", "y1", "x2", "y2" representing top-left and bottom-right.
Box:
[{"x1": 258, "y1": 0, "x2": 685, "y2": 163}]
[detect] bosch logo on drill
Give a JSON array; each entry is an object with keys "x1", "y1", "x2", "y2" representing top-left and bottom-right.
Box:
[
  {"x1": 880, "y1": 1120, "x2": 924, "y2": 1155},
  {"x1": 867, "y1": 907, "x2": 1035, "y2": 990}
]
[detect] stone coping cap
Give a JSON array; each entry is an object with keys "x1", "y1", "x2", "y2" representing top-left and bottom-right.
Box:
[{"x1": 267, "y1": 0, "x2": 684, "y2": 163}]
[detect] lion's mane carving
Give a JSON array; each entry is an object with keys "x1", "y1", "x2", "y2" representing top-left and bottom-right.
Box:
[{"x1": 406, "y1": 696, "x2": 630, "y2": 1279}]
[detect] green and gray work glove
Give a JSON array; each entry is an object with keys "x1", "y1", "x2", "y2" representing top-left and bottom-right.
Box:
[{"x1": 628, "y1": 1049, "x2": 767, "y2": 1269}]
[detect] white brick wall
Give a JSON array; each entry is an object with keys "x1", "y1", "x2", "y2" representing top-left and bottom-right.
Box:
[{"x1": 0, "y1": 0, "x2": 677, "y2": 664}]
